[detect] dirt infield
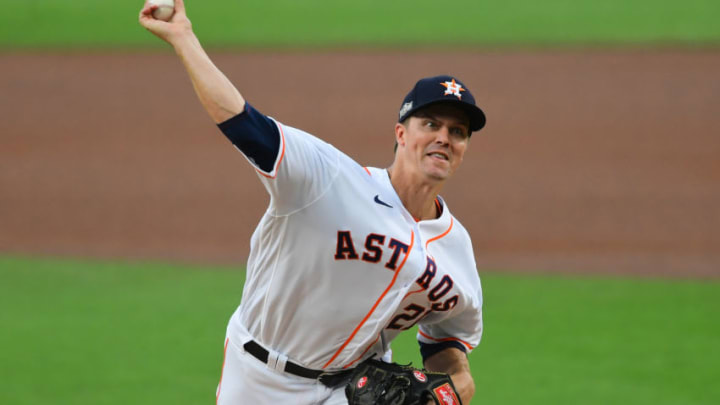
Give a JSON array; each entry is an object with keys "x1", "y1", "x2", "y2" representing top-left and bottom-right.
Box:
[{"x1": 1, "y1": 49, "x2": 718, "y2": 277}]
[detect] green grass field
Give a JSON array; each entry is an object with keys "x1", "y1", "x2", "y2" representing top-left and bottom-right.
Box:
[
  {"x1": 0, "y1": 0, "x2": 719, "y2": 48},
  {"x1": 2, "y1": 255, "x2": 718, "y2": 404},
  {"x1": 2, "y1": 1, "x2": 718, "y2": 404}
]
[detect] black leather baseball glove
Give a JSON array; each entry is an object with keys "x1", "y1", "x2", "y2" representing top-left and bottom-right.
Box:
[{"x1": 344, "y1": 359, "x2": 462, "y2": 405}]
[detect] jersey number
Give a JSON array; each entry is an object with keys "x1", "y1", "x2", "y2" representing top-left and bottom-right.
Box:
[{"x1": 387, "y1": 304, "x2": 426, "y2": 330}]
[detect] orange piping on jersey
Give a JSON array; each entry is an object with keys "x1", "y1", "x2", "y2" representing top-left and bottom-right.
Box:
[
  {"x1": 403, "y1": 287, "x2": 426, "y2": 300},
  {"x1": 216, "y1": 338, "x2": 230, "y2": 404},
  {"x1": 417, "y1": 329, "x2": 474, "y2": 351},
  {"x1": 425, "y1": 216, "x2": 454, "y2": 250},
  {"x1": 363, "y1": 167, "x2": 371, "y2": 176},
  {"x1": 256, "y1": 122, "x2": 287, "y2": 179},
  {"x1": 323, "y1": 231, "x2": 416, "y2": 369},
  {"x1": 342, "y1": 334, "x2": 381, "y2": 369}
]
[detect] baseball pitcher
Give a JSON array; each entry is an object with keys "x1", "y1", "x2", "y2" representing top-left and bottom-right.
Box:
[{"x1": 139, "y1": 1, "x2": 486, "y2": 404}]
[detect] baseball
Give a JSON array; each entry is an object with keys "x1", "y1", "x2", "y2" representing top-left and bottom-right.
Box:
[{"x1": 149, "y1": 0, "x2": 175, "y2": 21}]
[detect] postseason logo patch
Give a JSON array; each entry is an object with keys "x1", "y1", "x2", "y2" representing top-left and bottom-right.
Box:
[
  {"x1": 433, "y1": 382, "x2": 460, "y2": 405},
  {"x1": 399, "y1": 101, "x2": 413, "y2": 118}
]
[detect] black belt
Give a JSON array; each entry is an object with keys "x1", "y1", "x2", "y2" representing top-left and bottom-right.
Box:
[{"x1": 243, "y1": 340, "x2": 353, "y2": 387}]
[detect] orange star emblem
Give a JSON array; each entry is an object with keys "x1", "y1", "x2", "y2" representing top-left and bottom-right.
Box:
[{"x1": 440, "y1": 79, "x2": 465, "y2": 99}]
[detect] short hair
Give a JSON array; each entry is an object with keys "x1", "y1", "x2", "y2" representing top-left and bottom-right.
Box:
[{"x1": 394, "y1": 117, "x2": 411, "y2": 152}]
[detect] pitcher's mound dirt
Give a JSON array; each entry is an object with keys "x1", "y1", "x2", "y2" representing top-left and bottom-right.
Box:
[{"x1": 1, "y1": 49, "x2": 718, "y2": 277}]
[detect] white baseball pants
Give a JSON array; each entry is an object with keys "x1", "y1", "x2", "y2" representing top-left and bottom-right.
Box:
[{"x1": 215, "y1": 336, "x2": 348, "y2": 405}]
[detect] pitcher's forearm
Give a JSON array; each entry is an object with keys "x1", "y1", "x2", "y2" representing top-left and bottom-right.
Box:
[
  {"x1": 172, "y1": 33, "x2": 245, "y2": 123},
  {"x1": 424, "y1": 347, "x2": 476, "y2": 404},
  {"x1": 448, "y1": 369, "x2": 475, "y2": 404}
]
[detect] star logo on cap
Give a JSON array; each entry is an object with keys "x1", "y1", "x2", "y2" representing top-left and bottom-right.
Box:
[{"x1": 441, "y1": 79, "x2": 465, "y2": 100}]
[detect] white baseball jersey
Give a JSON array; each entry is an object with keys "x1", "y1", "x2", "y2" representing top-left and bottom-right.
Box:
[{"x1": 225, "y1": 109, "x2": 483, "y2": 372}]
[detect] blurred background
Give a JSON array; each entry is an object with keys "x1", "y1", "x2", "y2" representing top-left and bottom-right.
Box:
[{"x1": 1, "y1": 1, "x2": 719, "y2": 404}]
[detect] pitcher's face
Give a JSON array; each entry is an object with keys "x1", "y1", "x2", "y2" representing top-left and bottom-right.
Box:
[{"x1": 395, "y1": 104, "x2": 470, "y2": 182}]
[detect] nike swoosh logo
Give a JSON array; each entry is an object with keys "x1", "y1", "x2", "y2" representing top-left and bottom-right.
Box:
[{"x1": 374, "y1": 195, "x2": 393, "y2": 208}]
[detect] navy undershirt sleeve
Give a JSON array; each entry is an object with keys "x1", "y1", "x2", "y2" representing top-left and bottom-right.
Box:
[
  {"x1": 419, "y1": 340, "x2": 467, "y2": 363},
  {"x1": 217, "y1": 103, "x2": 281, "y2": 173}
]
